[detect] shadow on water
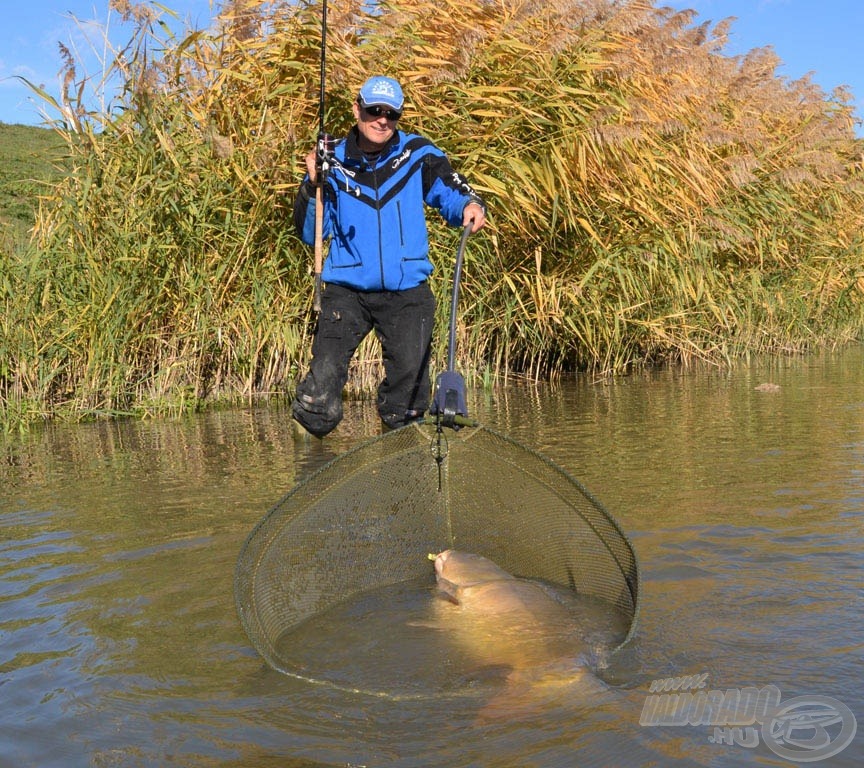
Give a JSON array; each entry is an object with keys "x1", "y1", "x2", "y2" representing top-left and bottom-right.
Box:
[{"x1": 1, "y1": 348, "x2": 863, "y2": 766}]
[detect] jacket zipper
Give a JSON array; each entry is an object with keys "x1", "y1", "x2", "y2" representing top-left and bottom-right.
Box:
[
  {"x1": 396, "y1": 201, "x2": 405, "y2": 247},
  {"x1": 371, "y1": 159, "x2": 386, "y2": 290}
]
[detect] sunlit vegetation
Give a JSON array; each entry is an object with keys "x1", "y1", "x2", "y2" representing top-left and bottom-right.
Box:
[
  {"x1": 1, "y1": 0, "x2": 862, "y2": 427},
  {"x1": 0, "y1": 123, "x2": 67, "y2": 244}
]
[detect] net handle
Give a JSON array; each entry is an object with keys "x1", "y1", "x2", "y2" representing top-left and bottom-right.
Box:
[{"x1": 446, "y1": 223, "x2": 472, "y2": 372}]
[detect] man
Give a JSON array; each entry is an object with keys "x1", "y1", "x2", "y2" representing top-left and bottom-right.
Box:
[{"x1": 292, "y1": 75, "x2": 487, "y2": 437}]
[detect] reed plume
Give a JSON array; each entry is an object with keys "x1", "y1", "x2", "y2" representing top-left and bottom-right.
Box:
[{"x1": 2, "y1": 0, "x2": 862, "y2": 427}]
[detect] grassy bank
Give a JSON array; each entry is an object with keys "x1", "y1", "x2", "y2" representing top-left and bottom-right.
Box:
[
  {"x1": 2, "y1": 0, "x2": 863, "y2": 429},
  {"x1": 0, "y1": 123, "x2": 67, "y2": 246}
]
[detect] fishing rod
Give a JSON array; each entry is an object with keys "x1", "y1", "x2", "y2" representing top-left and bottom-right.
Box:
[{"x1": 312, "y1": 0, "x2": 329, "y2": 313}]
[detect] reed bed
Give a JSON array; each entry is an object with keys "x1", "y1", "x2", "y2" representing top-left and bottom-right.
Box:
[{"x1": 2, "y1": 0, "x2": 862, "y2": 427}]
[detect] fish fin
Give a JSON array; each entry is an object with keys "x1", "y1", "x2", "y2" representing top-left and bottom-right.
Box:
[
  {"x1": 435, "y1": 577, "x2": 462, "y2": 604},
  {"x1": 477, "y1": 668, "x2": 613, "y2": 722}
]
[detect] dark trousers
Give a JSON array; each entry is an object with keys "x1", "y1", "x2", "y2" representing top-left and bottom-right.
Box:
[{"x1": 292, "y1": 282, "x2": 436, "y2": 436}]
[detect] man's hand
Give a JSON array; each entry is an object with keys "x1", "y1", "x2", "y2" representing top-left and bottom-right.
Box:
[
  {"x1": 304, "y1": 149, "x2": 318, "y2": 184},
  {"x1": 462, "y1": 202, "x2": 486, "y2": 234},
  {"x1": 305, "y1": 134, "x2": 336, "y2": 185}
]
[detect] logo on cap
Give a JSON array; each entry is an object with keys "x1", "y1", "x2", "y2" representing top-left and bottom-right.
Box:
[
  {"x1": 359, "y1": 76, "x2": 404, "y2": 110},
  {"x1": 370, "y1": 79, "x2": 396, "y2": 100}
]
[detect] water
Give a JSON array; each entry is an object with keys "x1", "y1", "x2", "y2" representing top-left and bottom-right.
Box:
[
  {"x1": 271, "y1": 574, "x2": 626, "y2": 699},
  {"x1": 1, "y1": 348, "x2": 862, "y2": 767}
]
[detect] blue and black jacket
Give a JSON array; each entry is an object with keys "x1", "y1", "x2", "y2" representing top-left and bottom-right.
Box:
[{"x1": 294, "y1": 126, "x2": 485, "y2": 292}]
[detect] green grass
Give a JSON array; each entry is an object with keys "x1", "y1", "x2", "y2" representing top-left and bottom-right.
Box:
[{"x1": 0, "y1": 123, "x2": 68, "y2": 241}]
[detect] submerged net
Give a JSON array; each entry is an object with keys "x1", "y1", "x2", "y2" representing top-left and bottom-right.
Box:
[{"x1": 235, "y1": 421, "x2": 639, "y2": 686}]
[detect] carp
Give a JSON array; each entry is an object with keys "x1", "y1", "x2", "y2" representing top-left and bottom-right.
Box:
[{"x1": 426, "y1": 549, "x2": 614, "y2": 715}]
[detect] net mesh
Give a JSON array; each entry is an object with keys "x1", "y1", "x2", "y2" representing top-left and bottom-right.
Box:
[{"x1": 234, "y1": 421, "x2": 639, "y2": 681}]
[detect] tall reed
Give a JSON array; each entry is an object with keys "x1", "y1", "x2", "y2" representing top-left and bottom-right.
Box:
[{"x1": 2, "y1": 0, "x2": 862, "y2": 427}]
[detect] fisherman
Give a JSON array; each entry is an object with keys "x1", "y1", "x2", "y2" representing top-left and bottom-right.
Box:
[{"x1": 292, "y1": 75, "x2": 487, "y2": 437}]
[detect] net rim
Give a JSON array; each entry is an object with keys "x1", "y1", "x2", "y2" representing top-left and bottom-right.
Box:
[{"x1": 234, "y1": 421, "x2": 641, "y2": 683}]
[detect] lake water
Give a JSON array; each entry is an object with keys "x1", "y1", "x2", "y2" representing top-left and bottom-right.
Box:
[{"x1": 1, "y1": 346, "x2": 862, "y2": 767}]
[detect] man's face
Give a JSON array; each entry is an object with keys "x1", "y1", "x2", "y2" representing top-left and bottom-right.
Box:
[{"x1": 353, "y1": 101, "x2": 399, "y2": 152}]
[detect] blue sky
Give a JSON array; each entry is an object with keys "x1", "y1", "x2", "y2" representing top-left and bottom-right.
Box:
[{"x1": 1, "y1": 1, "x2": 861, "y2": 134}]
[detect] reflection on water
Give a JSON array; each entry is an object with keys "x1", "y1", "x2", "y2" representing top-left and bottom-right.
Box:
[{"x1": 1, "y1": 348, "x2": 862, "y2": 767}]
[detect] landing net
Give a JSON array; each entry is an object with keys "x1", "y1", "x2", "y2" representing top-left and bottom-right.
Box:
[{"x1": 234, "y1": 421, "x2": 639, "y2": 685}]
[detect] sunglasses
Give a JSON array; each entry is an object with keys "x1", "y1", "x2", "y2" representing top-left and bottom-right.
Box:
[{"x1": 361, "y1": 104, "x2": 402, "y2": 121}]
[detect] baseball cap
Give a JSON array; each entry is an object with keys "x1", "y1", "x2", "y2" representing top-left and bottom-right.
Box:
[{"x1": 357, "y1": 76, "x2": 404, "y2": 112}]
